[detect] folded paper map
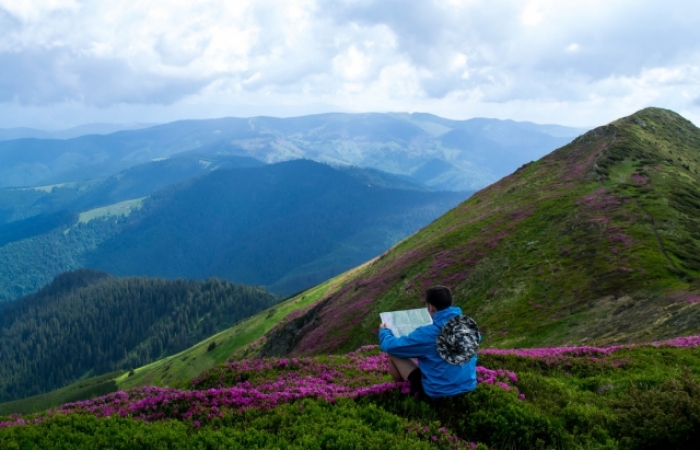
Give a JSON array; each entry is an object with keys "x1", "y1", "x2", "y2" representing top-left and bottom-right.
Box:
[{"x1": 380, "y1": 308, "x2": 433, "y2": 337}]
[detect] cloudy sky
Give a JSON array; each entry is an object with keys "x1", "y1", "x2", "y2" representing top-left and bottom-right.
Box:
[{"x1": 1, "y1": 0, "x2": 699, "y2": 129}]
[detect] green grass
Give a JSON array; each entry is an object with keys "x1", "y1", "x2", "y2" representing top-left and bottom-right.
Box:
[
  {"x1": 0, "y1": 402, "x2": 465, "y2": 450},
  {"x1": 3, "y1": 344, "x2": 700, "y2": 449},
  {"x1": 116, "y1": 266, "x2": 367, "y2": 390},
  {"x1": 0, "y1": 371, "x2": 124, "y2": 416},
  {"x1": 247, "y1": 107, "x2": 700, "y2": 356},
  {"x1": 77, "y1": 197, "x2": 147, "y2": 224}
]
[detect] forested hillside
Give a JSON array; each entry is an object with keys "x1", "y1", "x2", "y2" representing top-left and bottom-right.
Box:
[
  {"x1": 0, "y1": 159, "x2": 465, "y2": 302},
  {"x1": 84, "y1": 160, "x2": 467, "y2": 295},
  {"x1": 0, "y1": 269, "x2": 279, "y2": 402}
]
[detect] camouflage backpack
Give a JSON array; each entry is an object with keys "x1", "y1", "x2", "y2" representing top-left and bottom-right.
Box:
[{"x1": 436, "y1": 315, "x2": 480, "y2": 365}]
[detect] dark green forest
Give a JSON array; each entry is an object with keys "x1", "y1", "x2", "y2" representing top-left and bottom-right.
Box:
[
  {"x1": 87, "y1": 160, "x2": 466, "y2": 294},
  {"x1": 0, "y1": 219, "x2": 119, "y2": 302},
  {"x1": 0, "y1": 269, "x2": 279, "y2": 402}
]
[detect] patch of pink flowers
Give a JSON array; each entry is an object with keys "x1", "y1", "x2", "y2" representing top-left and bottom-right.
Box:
[
  {"x1": 673, "y1": 293, "x2": 700, "y2": 304},
  {"x1": 480, "y1": 335, "x2": 700, "y2": 359},
  {"x1": 15, "y1": 336, "x2": 700, "y2": 430},
  {"x1": 2, "y1": 345, "x2": 523, "y2": 429}
]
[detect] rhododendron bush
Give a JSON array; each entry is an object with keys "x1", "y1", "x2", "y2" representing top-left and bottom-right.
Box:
[{"x1": 2, "y1": 337, "x2": 700, "y2": 449}]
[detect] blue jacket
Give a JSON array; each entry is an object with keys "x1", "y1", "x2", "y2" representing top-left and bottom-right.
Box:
[{"x1": 378, "y1": 306, "x2": 478, "y2": 398}]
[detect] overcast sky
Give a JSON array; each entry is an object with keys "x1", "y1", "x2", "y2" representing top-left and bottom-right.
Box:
[{"x1": 1, "y1": 0, "x2": 699, "y2": 130}]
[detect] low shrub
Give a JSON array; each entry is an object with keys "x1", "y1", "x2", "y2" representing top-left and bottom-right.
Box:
[
  {"x1": 613, "y1": 372, "x2": 700, "y2": 450},
  {"x1": 3, "y1": 340, "x2": 700, "y2": 449}
]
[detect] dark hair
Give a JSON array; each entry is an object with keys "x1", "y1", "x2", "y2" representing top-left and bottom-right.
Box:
[{"x1": 425, "y1": 285, "x2": 453, "y2": 311}]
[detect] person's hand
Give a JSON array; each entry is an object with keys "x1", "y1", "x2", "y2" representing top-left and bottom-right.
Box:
[{"x1": 379, "y1": 323, "x2": 389, "y2": 329}]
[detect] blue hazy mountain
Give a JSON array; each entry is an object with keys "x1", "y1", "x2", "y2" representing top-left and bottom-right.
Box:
[
  {"x1": 0, "y1": 154, "x2": 264, "y2": 225},
  {"x1": 0, "y1": 113, "x2": 584, "y2": 191},
  {"x1": 0, "y1": 123, "x2": 156, "y2": 141}
]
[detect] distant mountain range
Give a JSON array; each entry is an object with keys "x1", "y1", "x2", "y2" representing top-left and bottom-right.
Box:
[
  {"x1": 0, "y1": 113, "x2": 585, "y2": 191},
  {"x1": 0, "y1": 159, "x2": 466, "y2": 302},
  {"x1": 0, "y1": 123, "x2": 157, "y2": 141},
  {"x1": 0, "y1": 154, "x2": 265, "y2": 225}
]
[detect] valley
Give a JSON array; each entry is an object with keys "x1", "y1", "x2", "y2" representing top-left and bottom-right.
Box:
[{"x1": 0, "y1": 158, "x2": 467, "y2": 302}]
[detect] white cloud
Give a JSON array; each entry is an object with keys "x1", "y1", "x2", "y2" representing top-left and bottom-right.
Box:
[
  {"x1": 521, "y1": 1, "x2": 545, "y2": 26},
  {"x1": 0, "y1": 0, "x2": 699, "y2": 129},
  {"x1": 0, "y1": 0, "x2": 80, "y2": 22},
  {"x1": 333, "y1": 45, "x2": 372, "y2": 81}
]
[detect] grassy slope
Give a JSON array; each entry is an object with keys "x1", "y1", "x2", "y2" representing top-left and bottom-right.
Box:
[
  {"x1": 0, "y1": 371, "x2": 123, "y2": 416},
  {"x1": 115, "y1": 263, "x2": 369, "y2": 391},
  {"x1": 266, "y1": 107, "x2": 700, "y2": 355},
  {"x1": 92, "y1": 107, "x2": 700, "y2": 387},
  {"x1": 76, "y1": 197, "x2": 146, "y2": 224}
]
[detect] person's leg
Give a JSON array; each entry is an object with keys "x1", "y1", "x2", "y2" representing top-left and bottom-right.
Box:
[{"x1": 387, "y1": 354, "x2": 418, "y2": 381}]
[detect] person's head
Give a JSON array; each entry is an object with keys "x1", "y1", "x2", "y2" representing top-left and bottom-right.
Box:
[{"x1": 425, "y1": 285, "x2": 453, "y2": 315}]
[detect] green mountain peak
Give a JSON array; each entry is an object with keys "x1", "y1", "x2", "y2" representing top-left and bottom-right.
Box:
[{"x1": 256, "y1": 107, "x2": 700, "y2": 355}]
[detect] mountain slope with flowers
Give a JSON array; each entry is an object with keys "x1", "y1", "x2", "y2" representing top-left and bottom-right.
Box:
[
  {"x1": 58, "y1": 107, "x2": 700, "y2": 396},
  {"x1": 2, "y1": 337, "x2": 700, "y2": 448},
  {"x1": 243, "y1": 107, "x2": 700, "y2": 357}
]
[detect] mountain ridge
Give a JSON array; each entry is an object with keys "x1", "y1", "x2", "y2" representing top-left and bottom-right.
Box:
[
  {"x1": 0, "y1": 113, "x2": 580, "y2": 191},
  {"x1": 244, "y1": 107, "x2": 700, "y2": 356},
  {"x1": 84, "y1": 159, "x2": 467, "y2": 295},
  {"x1": 0, "y1": 123, "x2": 156, "y2": 141}
]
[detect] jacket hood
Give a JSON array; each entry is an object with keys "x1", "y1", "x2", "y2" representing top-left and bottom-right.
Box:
[{"x1": 432, "y1": 306, "x2": 463, "y2": 327}]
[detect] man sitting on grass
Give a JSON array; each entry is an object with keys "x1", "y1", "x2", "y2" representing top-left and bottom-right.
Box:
[{"x1": 378, "y1": 285, "x2": 479, "y2": 398}]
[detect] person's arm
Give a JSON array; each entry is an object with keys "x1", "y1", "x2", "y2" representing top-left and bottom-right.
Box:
[{"x1": 378, "y1": 325, "x2": 433, "y2": 358}]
